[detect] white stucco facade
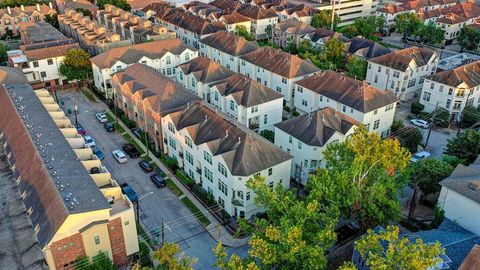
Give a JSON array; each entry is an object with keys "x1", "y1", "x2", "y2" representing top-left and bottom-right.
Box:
[{"x1": 438, "y1": 186, "x2": 480, "y2": 236}]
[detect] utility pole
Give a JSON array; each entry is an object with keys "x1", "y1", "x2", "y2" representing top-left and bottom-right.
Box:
[
  {"x1": 425, "y1": 102, "x2": 438, "y2": 148},
  {"x1": 161, "y1": 220, "x2": 165, "y2": 244},
  {"x1": 136, "y1": 201, "x2": 140, "y2": 224}
]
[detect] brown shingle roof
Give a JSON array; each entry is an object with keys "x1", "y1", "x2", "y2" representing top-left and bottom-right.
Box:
[
  {"x1": 428, "y1": 60, "x2": 480, "y2": 88},
  {"x1": 275, "y1": 107, "x2": 359, "y2": 147},
  {"x1": 209, "y1": 73, "x2": 283, "y2": 107},
  {"x1": 200, "y1": 31, "x2": 259, "y2": 56},
  {"x1": 237, "y1": 4, "x2": 277, "y2": 19},
  {"x1": 419, "y1": 2, "x2": 480, "y2": 23},
  {"x1": 91, "y1": 39, "x2": 195, "y2": 69},
  {"x1": 295, "y1": 70, "x2": 398, "y2": 113},
  {"x1": 240, "y1": 46, "x2": 320, "y2": 78},
  {"x1": 369, "y1": 46, "x2": 436, "y2": 71},
  {"x1": 274, "y1": 19, "x2": 315, "y2": 36},
  {"x1": 459, "y1": 245, "x2": 480, "y2": 270},
  {"x1": 21, "y1": 41, "x2": 79, "y2": 61},
  {"x1": 0, "y1": 4, "x2": 55, "y2": 17},
  {"x1": 161, "y1": 9, "x2": 226, "y2": 35},
  {"x1": 220, "y1": 12, "x2": 251, "y2": 23},
  {"x1": 177, "y1": 57, "x2": 235, "y2": 83}
]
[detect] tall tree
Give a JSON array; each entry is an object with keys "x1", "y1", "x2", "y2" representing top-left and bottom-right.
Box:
[
  {"x1": 460, "y1": 105, "x2": 480, "y2": 128},
  {"x1": 234, "y1": 25, "x2": 255, "y2": 41},
  {"x1": 319, "y1": 37, "x2": 347, "y2": 70},
  {"x1": 350, "y1": 16, "x2": 385, "y2": 40},
  {"x1": 394, "y1": 13, "x2": 422, "y2": 43},
  {"x1": 444, "y1": 129, "x2": 480, "y2": 165},
  {"x1": 345, "y1": 56, "x2": 367, "y2": 80},
  {"x1": 340, "y1": 226, "x2": 444, "y2": 270},
  {"x1": 265, "y1": 24, "x2": 273, "y2": 43},
  {"x1": 59, "y1": 48, "x2": 92, "y2": 83},
  {"x1": 310, "y1": 127, "x2": 411, "y2": 230},
  {"x1": 396, "y1": 127, "x2": 423, "y2": 153},
  {"x1": 409, "y1": 158, "x2": 454, "y2": 197},
  {"x1": 418, "y1": 21, "x2": 444, "y2": 45},
  {"x1": 311, "y1": 10, "x2": 339, "y2": 29},
  {"x1": 459, "y1": 26, "x2": 480, "y2": 52}
]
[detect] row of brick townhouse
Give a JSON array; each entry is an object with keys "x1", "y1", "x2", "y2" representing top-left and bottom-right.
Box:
[
  {"x1": 0, "y1": 3, "x2": 56, "y2": 36},
  {"x1": 111, "y1": 63, "x2": 292, "y2": 218}
]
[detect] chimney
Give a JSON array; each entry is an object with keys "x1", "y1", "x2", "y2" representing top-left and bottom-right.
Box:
[
  {"x1": 36, "y1": 3, "x2": 40, "y2": 11},
  {"x1": 21, "y1": 5, "x2": 25, "y2": 12},
  {"x1": 49, "y1": 2, "x2": 53, "y2": 9},
  {"x1": 7, "y1": 6, "x2": 11, "y2": 15}
]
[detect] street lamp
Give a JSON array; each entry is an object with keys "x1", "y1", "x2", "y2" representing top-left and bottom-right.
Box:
[{"x1": 136, "y1": 191, "x2": 154, "y2": 224}]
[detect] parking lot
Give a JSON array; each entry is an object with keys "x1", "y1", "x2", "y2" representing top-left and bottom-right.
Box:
[{"x1": 58, "y1": 91, "x2": 248, "y2": 269}]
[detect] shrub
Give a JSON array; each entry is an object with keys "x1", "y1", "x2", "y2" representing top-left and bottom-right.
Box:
[
  {"x1": 191, "y1": 184, "x2": 217, "y2": 207},
  {"x1": 411, "y1": 101, "x2": 424, "y2": 114},
  {"x1": 175, "y1": 170, "x2": 195, "y2": 187},
  {"x1": 390, "y1": 119, "x2": 404, "y2": 134},
  {"x1": 259, "y1": 130, "x2": 274, "y2": 143}
]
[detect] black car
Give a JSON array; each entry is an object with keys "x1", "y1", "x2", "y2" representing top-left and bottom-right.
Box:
[
  {"x1": 104, "y1": 122, "x2": 115, "y2": 132},
  {"x1": 150, "y1": 172, "x2": 166, "y2": 188},
  {"x1": 122, "y1": 143, "x2": 140, "y2": 158},
  {"x1": 138, "y1": 159, "x2": 153, "y2": 173}
]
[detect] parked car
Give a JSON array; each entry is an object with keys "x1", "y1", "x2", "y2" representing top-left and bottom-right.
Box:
[
  {"x1": 96, "y1": 112, "x2": 108, "y2": 123},
  {"x1": 132, "y1": 127, "x2": 143, "y2": 139},
  {"x1": 90, "y1": 167, "x2": 101, "y2": 174},
  {"x1": 92, "y1": 146, "x2": 105, "y2": 160},
  {"x1": 112, "y1": 150, "x2": 128, "y2": 163},
  {"x1": 75, "y1": 124, "x2": 86, "y2": 136},
  {"x1": 150, "y1": 172, "x2": 166, "y2": 188},
  {"x1": 410, "y1": 119, "x2": 429, "y2": 129},
  {"x1": 138, "y1": 159, "x2": 153, "y2": 173},
  {"x1": 122, "y1": 143, "x2": 140, "y2": 158},
  {"x1": 120, "y1": 183, "x2": 138, "y2": 203},
  {"x1": 410, "y1": 151, "x2": 431, "y2": 162},
  {"x1": 84, "y1": 135, "x2": 95, "y2": 147},
  {"x1": 104, "y1": 122, "x2": 115, "y2": 132}
]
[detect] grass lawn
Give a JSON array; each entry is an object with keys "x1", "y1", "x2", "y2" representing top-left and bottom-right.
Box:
[
  {"x1": 166, "y1": 178, "x2": 183, "y2": 197},
  {"x1": 180, "y1": 197, "x2": 210, "y2": 226},
  {"x1": 136, "y1": 222, "x2": 155, "y2": 248}
]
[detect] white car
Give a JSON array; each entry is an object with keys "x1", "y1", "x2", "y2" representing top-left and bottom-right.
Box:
[
  {"x1": 410, "y1": 119, "x2": 429, "y2": 129},
  {"x1": 112, "y1": 150, "x2": 128, "y2": 164},
  {"x1": 96, "y1": 112, "x2": 108, "y2": 123},
  {"x1": 84, "y1": 135, "x2": 96, "y2": 147},
  {"x1": 410, "y1": 151, "x2": 431, "y2": 162}
]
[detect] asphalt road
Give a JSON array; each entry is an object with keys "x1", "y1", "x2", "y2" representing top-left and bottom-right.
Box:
[{"x1": 58, "y1": 91, "x2": 248, "y2": 269}]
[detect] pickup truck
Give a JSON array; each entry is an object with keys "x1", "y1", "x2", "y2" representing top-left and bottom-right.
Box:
[{"x1": 120, "y1": 183, "x2": 138, "y2": 203}]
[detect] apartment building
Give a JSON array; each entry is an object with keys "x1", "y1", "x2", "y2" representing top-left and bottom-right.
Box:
[
  {"x1": 301, "y1": 28, "x2": 349, "y2": 50},
  {"x1": 91, "y1": 39, "x2": 197, "y2": 97},
  {"x1": 58, "y1": 9, "x2": 133, "y2": 56},
  {"x1": 217, "y1": 12, "x2": 252, "y2": 33},
  {"x1": 419, "y1": 61, "x2": 480, "y2": 122},
  {"x1": 238, "y1": 46, "x2": 320, "y2": 106},
  {"x1": 177, "y1": 57, "x2": 284, "y2": 130},
  {"x1": 366, "y1": 46, "x2": 438, "y2": 101},
  {"x1": 7, "y1": 21, "x2": 79, "y2": 88},
  {"x1": 274, "y1": 108, "x2": 359, "y2": 184},
  {"x1": 273, "y1": 19, "x2": 315, "y2": 48},
  {"x1": 199, "y1": 31, "x2": 259, "y2": 73},
  {"x1": 97, "y1": 4, "x2": 176, "y2": 44},
  {"x1": 294, "y1": 70, "x2": 398, "y2": 137},
  {"x1": 112, "y1": 64, "x2": 201, "y2": 151},
  {"x1": 276, "y1": 4, "x2": 319, "y2": 25},
  {"x1": 162, "y1": 101, "x2": 292, "y2": 218},
  {"x1": 377, "y1": 0, "x2": 456, "y2": 26},
  {"x1": 0, "y1": 3, "x2": 56, "y2": 35},
  {"x1": 0, "y1": 67, "x2": 138, "y2": 270}
]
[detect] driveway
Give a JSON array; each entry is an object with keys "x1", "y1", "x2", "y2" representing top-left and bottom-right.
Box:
[{"x1": 58, "y1": 91, "x2": 248, "y2": 269}]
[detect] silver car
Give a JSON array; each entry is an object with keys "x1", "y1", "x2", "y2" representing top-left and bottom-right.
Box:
[
  {"x1": 410, "y1": 119, "x2": 429, "y2": 129},
  {"x1": 96, "y1": 112, "x2": 108, "y2": 123},
  {"x1": 112, "y1": 150, "x2": 128, "y2": 164}
]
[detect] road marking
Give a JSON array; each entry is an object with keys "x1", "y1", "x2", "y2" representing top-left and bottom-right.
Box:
[{"x1": 165, "y1": 223, "x2": 172, "y2": 232}]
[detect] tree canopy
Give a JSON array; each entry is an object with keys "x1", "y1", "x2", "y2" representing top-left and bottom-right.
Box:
[
  {"x1": 340, "y1": 16, "x2": 385, "y2": 40},
  {"x1": 75, "y1": 252, "x2": 116, "y2": 270},
  {"x1": 394, "y1": 13, "x2": 422, "y2": 42},
  {"x1": 459, "y1": 26, "x2": 480, "y2": 52},
  {"x1": 460, "y1": 106, "x2": 480, "y2": 128},
  {"x1": 345, "y1": 56, "x2": 367, "y2": 80},
  {"x1": 396, "y1": 127, "x2": 423, "y2": 153},
  {"x1": 409, "y1": 158, "x2": 454, "y2": 196},
  {"x1": 311, "y1": 10, "x2": 339, "y2": 29},
  {"x1": 59, "y1": 48, "x2": 92, "y2": 82},
  {"x1": 444, "y1": 129, "x2": 480, "y2": 165},
  {"x1": 234, "y1": 25, "x2": 255, "y2": 41},
  {"x1": 418, "y1": 22, "x2": 445, "y2": 45},
  {"x1": 97, "y1": 0, "x2": 131, "y2": 10},
  {"x1": 319, "y1": 37, "x2": 347, "y2": 70},
  {"x1": 0, "y1": 43, "x2": 8, "y2": 64}
]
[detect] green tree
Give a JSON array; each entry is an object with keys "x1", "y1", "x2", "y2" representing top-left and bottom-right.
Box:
[
  {"x1": 0, "y1": 43, "x2": 8, "y2": 64},
  {"x1": 411, "y1": 101, "x2": 424, "y2": 114},
  {"x1": 459, "y1": 26, "x2": 480, "y2": 52},
  {"x1": 418, "y1": 21, "x2": 444, "y2": 45},
  {"x1": 234, "y1": 25, "x2": 255, "y2": 41},
  {"x1": 460, "y1": 105, "x2": 480, "y2": 128},
  {"x1": 319, "y1": 37, "x2": 347, "y2": 70},
  {"x1": 311, "y1": 127, "x2": 411, "y2": 230},
  {"x1": 397, "y1": 127, "x2": 423, "y2": 153},
  {"x1": 340, "y1": 25, "x2": 359, "y2": 38},
  {"x1": 154, "y1": 242, "x2": 197, "y2": 270},
  {"x1": 350, "y1": 16, "x2": 385, "y2": 40},
  {"x1": 59, "y1": 48, "x2": 92, "y2": 83},
  {"x1": 444, "y1": 129, "x2": 480, "y2": 165},
  {"x1": 75, "y1": 252, "x2": 116, "y2": 270},
  {"x1": 285, "y1": 39, "x2": 298, "y2": 54},
  {"x1": 433, "y1": 107, "x2": 450, "y2": 128},
  {"x1": 390, "y1": 119, "x2": 404, "y2": 134},
  {"x1": 259, "y1": 130, "x2": 274, "y2": 143},
  {"x1": 409, "y1": 158, "x2": 454, "y2": 196},
  {"x1": 394, "y1": 13, "x2": 422, "y2": 43},
  {"x1": 345, "y1": 56, "x2": 367, "y2": 80},
  {"x1": 298, "y1": 39, "x2": 313, "y2": 54},
  {"x1": 442, "y1": 154, "x2": 464, "y2": 167},
  {"x1": 311, "y1": 10, "x2": 339, "y2": 29},
  {"x1": 97, "y1": 0, "x2": 131, "y2": 10},
  {"x1": 76, "y1": 8, "x2": 92, "y2": 17},
  {"x1": 265, "y1": 24, "x2": 273, "y2": 43},
  {"x1": 341, "y1": 226, "x2": 444, "y2": 270}
]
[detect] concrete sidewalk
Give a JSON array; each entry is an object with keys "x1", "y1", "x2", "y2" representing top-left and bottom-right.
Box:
[{"x1": 106, "y1": 109, "x2": 250, "y2": 248}]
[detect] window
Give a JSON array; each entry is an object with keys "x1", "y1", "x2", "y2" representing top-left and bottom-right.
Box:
[
  {"x1": 373, "y1": 120, "x2": 380, "y2": 130},
  {"x1": 218, "y1": 180, "x2": 228, "y2": 195},
  {"x1": 342, "y1": 105, "x2": 346, "y2": 112},
  {"x1": 446, "y1": 99, "x2": 451, "y2": 108},
  {"x1": 47, "y1": 59, "x2": 53, "y2": 65},
  {"x1": 439, "y1": 85, "x2": 444, "y2": 93},
  {"x1": 94, "y1": 235, "x2": 100, "y2": 245},
  {"x1": 282, "y1": 77, "x2": 287, "y2": 84},
  {"x1": 377, "y1": 66, "x2": 381, "y2": 72},
  {"x1": 319, "y1": 95, "x2": 323, "y2": 102},
  {"x1": 166, "y1": 56, "x2": 171, "y2": 64},
  {"x1": 276, "y1": 86, "x2": 281, "y2": 92},
  {"x1": 448, "y1": 88, "x2": 453, "y2": 95},
  {"x1": 40, "y1": 71, "x2": 46, "y2": 78},
  {"x1": 268, "y1": 168, "x2": 272, "y2": 175},
  {"x1": 204, "y1": 151, "x2": 212, "y2": 165},
  {"x1": 166, "y1": 68, "x2": 172, "y2": 76},
  {"x1": 453, "y1": 100, "x2": 462, "y2": 110},
  {"x1": 179, "y1": 71, "x2": 184, "y2": 80},
  {"x1": 407, "y1": 79, "x2": 416, "y2": 88},
  {"x1": 297, "y1": 86, "x2": 303, "y2": 93},
  {"x1": 230, "y1": 100, "x2": 235, "y2": 111},
  {"x1": 204, "y1": 168, "x2": 213, "y2": 182},
  {"x1": 263, "y1": 114, "x2": 267, "y2": 124},
  {"x1": 218, "y1": 197, "x2": 225, "y2": 207},
  {"x1": 251, "y1": 106, "x2": 258, "y2": 113},
  {"x1": 374, "y1": 75, "x2": 378, "y2": 83},
  {"x1": 32, "y1": 61, "x2": 39, "y2": 68},
  {"x1": 218, "y1": 163, "x2": 227, "y2": 177},
  {"x1": 185, "y1": 136, "x2": 192, "y2": 148},
  {"x1": 374, "y1": 109, "x2": 378, "y2": 115},
  {"x1": 422, "y1": 92, "x2": 431, "y2": 101},
  {"x1": 302, "y1": 100, "x2": 307, "y2": 106},
  {"x1": 298, "y1": 141, "x2": 302, "y2": 149},
  {"x1": 168, "y1": 123, "x2": 175, "y2": 133},
  {"x1": 185, "y1": 52, "x2": 190, "y2": 61},
  {"x1": 124, "y1": 221, "x2": 130, "y2": 226},
  {"x1": 214, "y1": 92, "x2": 219, "y2": 101},
  {"x1": 191, "y1": 78, "x2": 196, "y2": 87},
  {"x1": 430, "y1": 82, "x2": 435, "y2": 89},
  {"x1": 168, "y1": 137, "x2": 176, "y2": 150},
  {"x1": 185, "y1": 151, "x2": 193, "y2": 165},
  {"x1": 246, "y1": 192, "x2": 251, "y2": 200},
  {"x1": 238, "y1": 190, "x2": 244, "y2": 199},
  {"x1": 289, "y1": 136, "x2": 292, "y2": 143}
]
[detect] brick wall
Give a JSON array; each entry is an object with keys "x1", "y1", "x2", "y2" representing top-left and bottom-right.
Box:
[
  {"x1": 50, "y1": 233, "x2": 86, "y2": 270},
  {"x1": 107, "y1": 218, "x2": 128, "y2": 267}
]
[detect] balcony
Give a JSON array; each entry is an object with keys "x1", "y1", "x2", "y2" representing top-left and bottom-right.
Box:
[
  {"x1": 196, "y1": 167, "x2": 202, "y2": 175},
  {"x1": 231, "y1": 198, "x2": 244, "y2": 207}
]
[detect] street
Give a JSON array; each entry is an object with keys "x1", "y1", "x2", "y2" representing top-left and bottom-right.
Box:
[{"x1": 58, "y1": 91, "x2": 248, "y2": 269}]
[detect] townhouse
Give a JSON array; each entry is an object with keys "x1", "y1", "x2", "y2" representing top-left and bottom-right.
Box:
[
  {"x1": 91, "y1": 39, "x2": 197, "y2": 97},
  {"x1": 7, "y1": 21, "x2": 79, "y2": 89},
  {"x1": 419, "y1": 60, "x2": 480, "y2": 122},
  {"x1": 199, "y1": 31, "x2": 259, "y2": 73},
  {"x1": 97, "y1": 4, "x2": 176, "y2": 44},
  {"x1": 55, "y1": 0, "x2": 99, "y2": 17},
  {"x1": 58, "y1": 9, "x2": 133, "y2": 56},
  {"x1": 0, "y1": 3, "x2": 56, "y2": 36},
  {"x1": 111, "y1": 64, "x2": 292, "y2": 218},
  {"x1": 0, "y1": 68, "x2": 138, "y2": 270},
  {"x1": 377, "y1": 0, "x2": 456, "y2": 26},
  {"x1": 177, "y1": 57, "x2": 284, "y2": 130},
  {"x1": 238, "y1": 46, "x2": 320, "y2": 107},
  {"x1": 111, "y1": 64, "x2": 201, "y2": 151},
  {"x1": 217, "y1": 12, "x2": 252, "y2": 33},
  {"x1": 162, "y1": 101, "x2": 292, "y2": 218},
  {"x1": 273, "y1": 18, "x2": 315, "y2": 48},
  {"x1": 347, "y1": 37, "x2": 392, "y2": 60},
  {"x1": 277, "y1": 4, "x2": 319, "y2": 25},
  {"x1": 294, "y1": 70, "x2": 398, "y2": 137},
  {"x1": 274, "y1": 108, "x2": 359, "y2": 184},
  {"x1": 235, "y1": 4, "x2": 278, "y2": 39},
  {"x1": 301, "y1": 28, "x2": 349, "y2": 50},
  {"x1": 366, "y1": 46, "x2": 438, "y2": 100}
]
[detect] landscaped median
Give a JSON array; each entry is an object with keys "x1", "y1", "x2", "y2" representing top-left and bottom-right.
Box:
[{"x1": 180, "y1": 197, "x2": 211, "y2": 226}]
